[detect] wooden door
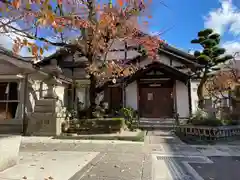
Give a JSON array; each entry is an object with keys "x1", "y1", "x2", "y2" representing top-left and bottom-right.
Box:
[
  {"x1": 139, "y1": 87, "x2": 173, "y2": 118},
  {"x1": 104, "y1": 87, "x2": 123, "y2": 110}
]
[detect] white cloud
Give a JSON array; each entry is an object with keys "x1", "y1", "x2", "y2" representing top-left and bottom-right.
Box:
[
  {"x1": 204, "y1": 0, "x2": 240, "y2": 57},
  {"x1": 204, "y1": 0, "x2": 240, "y2": 35},
  {"x1": 222, "y1": 41, "x2": 240, "y2": 58}
]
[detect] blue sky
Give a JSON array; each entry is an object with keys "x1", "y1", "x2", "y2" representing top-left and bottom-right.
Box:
[
  {"x1": 0, "y1": 0, "x2": 239, "y2": 57},
  {"x1": 148, "y1": 0, "x2": 240, "y2": 55}
]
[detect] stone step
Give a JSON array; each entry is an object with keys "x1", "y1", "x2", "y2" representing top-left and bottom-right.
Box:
[
  {"x1": 30, "y1": 112, "x2": 54, "y2": 120},
  {"x1": 139, "y1": 121, "x2": 174, "y2": 124},
  {"x1": 0, "y1": 125, "x2": 22, "y2": 134},
  {"x1": 138, "y1": 119, "x2": 175, "y2": 130},
  {"x1": 34, "y1": 105, "x2": 55, "y2": 113},
  {"x1": 139, "y1": 124, "x2": 175, "y2": 130},
  {"x1": 35, "y1": 99, "x2": 56, "y2": 106}
]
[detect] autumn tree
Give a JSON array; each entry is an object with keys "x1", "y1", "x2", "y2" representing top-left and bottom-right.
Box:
[
  {"x1": 203, "y1": 53, "x2": 240, "y2": 119},
  {"x1": 0, "y1": 0, "x2": 165, "y2": 115},
  {"x1": 191, "y1": 28, "x2": 233, "y2": 109}
]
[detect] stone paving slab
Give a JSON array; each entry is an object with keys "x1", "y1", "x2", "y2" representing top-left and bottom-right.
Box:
[
  {"x1": 192, "y1": 145, "x2": 240, "y2": 156},
  {"x1": 144, "y1": 144, "x2": 203, "y2": 157},
  {"x1": 189, "y1": 156, "x2": 240, "y2": 180},
  {"x1": 0, "y1": 151, "x2": 99, "y2": 180},
  {"x1": 13, "y1": 131, "x2": 240, "y2": 180},
  {"x1": 146, "y1": 131, "x2": 185, "y2": 145},
  {"x1": 20, "y1": 142, "x2": 145, "y2": 154},
  {"x1": 21, "y1": 137, "x2": 144, "y2": 145},
  {"x1": 76, "y1": 152, "x2": 147, "y2": 180},
  {"x1": 152, "y1": 154, "x2": 213, "y2": 180}
]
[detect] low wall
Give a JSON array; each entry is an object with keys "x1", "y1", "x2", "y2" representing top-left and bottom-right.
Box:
[
  {"x1": 175, "y1": 125, "x2": 240, "y2": 139},
  {"x1": 0, "y1": 135, "x2": 21, "y2": 172}
]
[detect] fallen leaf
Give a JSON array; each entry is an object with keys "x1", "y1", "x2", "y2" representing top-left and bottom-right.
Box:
[
  {"x1": 48, "y1": 176, "x2": 54, "y2": 179},
  {"x1": 40, "y1": 167, "x2": 44, "y2": 169},
  {"x1": 88, "y1": 174, "x2": 96, "y2": 177},
  {"x1": 22, "y1": 176, "x2": 27, "y2": 179}
]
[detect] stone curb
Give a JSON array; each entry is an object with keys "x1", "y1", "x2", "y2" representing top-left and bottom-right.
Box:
[{"x1": 21, "y1": 136, "x2": 144, "y2": 144}]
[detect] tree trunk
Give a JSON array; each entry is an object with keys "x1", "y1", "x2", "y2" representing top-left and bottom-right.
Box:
[
  {"x1": 88, "y1": 74, "x2": 97, "y2": 118},
  {"x1": 197, "y1": 75, "x2": 208, "y2": 109}
]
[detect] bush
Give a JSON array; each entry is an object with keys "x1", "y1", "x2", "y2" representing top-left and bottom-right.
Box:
[
  {"x1": 119, "y1": 107, "x2": 139, "y2": 131},
  {"x1": 191, "y1": 118, "x2": 222, "y2": 126},
  {"x1": 189, "y1": 109, "x2": 223, "y2": 126},
  {"x1": 222, "y1": 119, "x2": 239, "y2": 126},
  {"x1": 75, "y1": 118, "x2": 125, "y2": 134}
]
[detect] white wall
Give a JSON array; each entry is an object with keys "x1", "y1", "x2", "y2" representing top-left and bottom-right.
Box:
[
  {"x1": 125, "y1": 81, "x2": 138, "y2": 110},
  {"x1": 190, "y1": 79, "x2": 199, "y2": 114},
  {"x1": 27, "y1": 79, "x2": 42, "y2": 113},
  {"x1": 175, "y1": 81, "x2": 190, "y2": 118},
  {"x1": 139, "y1": 54, "x2": 183, "y2": 69}
]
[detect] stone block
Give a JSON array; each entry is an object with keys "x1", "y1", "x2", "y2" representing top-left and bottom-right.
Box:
[
  {"x1": 34, "y1": 105, "x2": 55, "y2": 113},
  {"x1": 0, "y1": 135, "x2": 21, "y2": 172},
  {"x1": 35, "y1": 99, "x2": 56, "y2": 106}
]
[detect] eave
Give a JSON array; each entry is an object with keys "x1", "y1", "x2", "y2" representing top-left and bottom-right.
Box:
[{"x1": 96, "y1": 61, "x2": 190, "y2": 93}]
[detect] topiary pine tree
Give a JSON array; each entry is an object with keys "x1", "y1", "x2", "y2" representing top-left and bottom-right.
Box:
[{"x1": 191, "y1": 28, "x2": 233, "y2": 109}]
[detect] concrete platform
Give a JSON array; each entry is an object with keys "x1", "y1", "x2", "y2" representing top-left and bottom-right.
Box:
[
  {"x1": 0, "y1": 151, "x2": 99, "y2": 180},
  {"x1": 0, "y1": 135, "x2": 21, "y2": 172}
]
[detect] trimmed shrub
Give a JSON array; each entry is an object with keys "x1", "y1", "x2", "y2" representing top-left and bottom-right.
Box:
[
  {"x1": 189, "y1": 109, "x2": 223, "y2": 126},
  {"x1": 119, "y1": 107, "x2": 139, "y2": 131},
  {"x1": 69, "y1": 118, "x2": 125, "y2": 134}
]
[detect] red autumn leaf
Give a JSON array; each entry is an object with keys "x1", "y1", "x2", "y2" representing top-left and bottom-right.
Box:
[
  {"x1": 117, "y1": 0, "x2": 124, "y2": 7},
  {"x1": 96, "y1": 4, "x2": 101, "y2": 11},
  {"x1": 57, "y1": 0, "x2": 62, "y2": 5},
  {"x1": 12, "y1": 0, "x2": 20, "y2": 9}
]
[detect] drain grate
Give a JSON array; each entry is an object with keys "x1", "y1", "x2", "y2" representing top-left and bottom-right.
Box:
[{"x1": 156, "y1": 156, "x2": 210, "y2": 163}]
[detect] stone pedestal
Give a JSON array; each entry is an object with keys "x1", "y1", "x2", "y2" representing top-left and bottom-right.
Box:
[
  {"x1": 0, "y1": 136, "x2": 21, "y2": 172},
  {"x1": 27, "y1": 99, "x2": 62, "y2": 136}
]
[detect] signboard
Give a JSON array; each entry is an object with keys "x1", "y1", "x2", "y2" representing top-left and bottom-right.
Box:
[{"x1": 147, "y1": 93, "x2": 153, "y2": 100}]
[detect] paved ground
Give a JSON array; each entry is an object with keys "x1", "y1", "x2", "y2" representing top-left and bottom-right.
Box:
[{"x1": 1, "y1": 131, "x2": 240, "y2": 179}]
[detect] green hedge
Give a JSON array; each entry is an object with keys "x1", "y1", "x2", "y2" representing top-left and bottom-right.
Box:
[
  {"x1": 69, "y1": 118, "x2": 125, "y2": 134},
  {"x1": 191, "y1": 119, "x2": 223, "y2": 126}
]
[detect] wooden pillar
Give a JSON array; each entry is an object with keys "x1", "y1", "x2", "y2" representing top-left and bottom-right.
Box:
[
  {"x1": 137, "y1": 80, "x2": 140, "y2": 116},
  {"x1": 122, "y1": 82, "x2": 126, "y2": 108},
  {"x1": 173, "y1": 80, "x2": 178, "y2": 116},
  {"x1": 22, "y1": 74, "x2": 28, "y2": 135},
  {"x1": 187, "y1": 79, "x2": 192, "y2": 116}
]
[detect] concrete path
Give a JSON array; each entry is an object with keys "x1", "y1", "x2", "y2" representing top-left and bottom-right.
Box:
[
  {"x1": 1, "y1": 131, "x2": 240, "y2": 179},
  {"x1": 146, "y1": 130, "x2": 240, "y2": 180}
]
